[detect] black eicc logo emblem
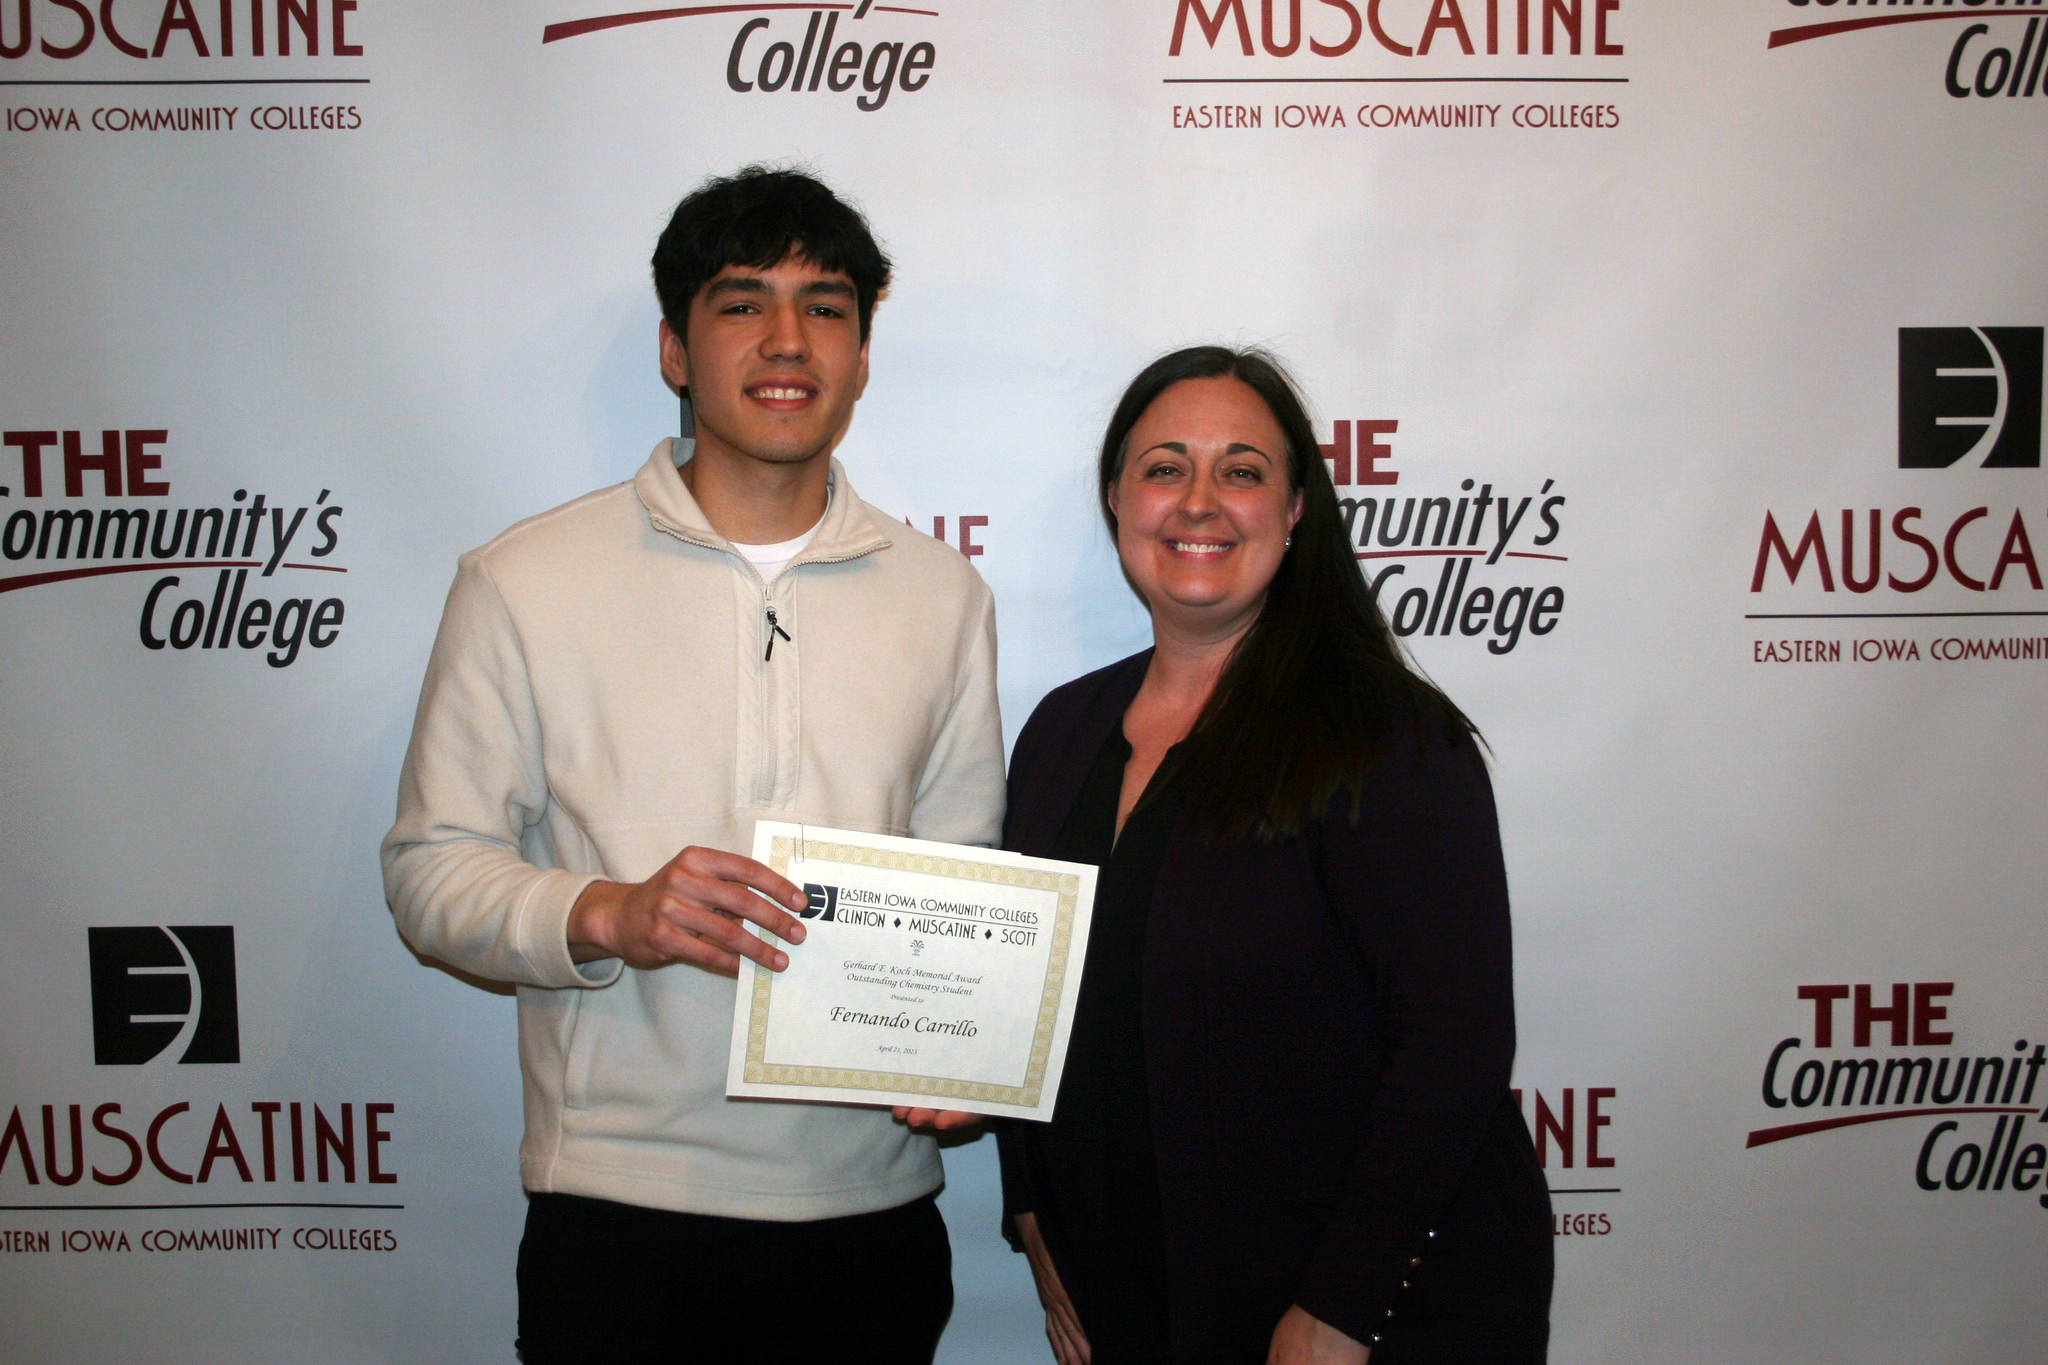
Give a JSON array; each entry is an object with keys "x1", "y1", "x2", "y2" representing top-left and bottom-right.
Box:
[
  {"x1": 1898, "y1": 327, "x2": 2043, "y2": 469},
  {"x1": 88, "y1": 926, "x2": 240, "y2": 1064},
  {"x1": 800, "y1": 884, "x2": 840, "y2": 921}
]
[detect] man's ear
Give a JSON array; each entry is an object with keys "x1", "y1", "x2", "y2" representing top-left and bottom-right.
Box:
[{"x1": 658, "y1": 318, "x2": 690, "y2": 392}]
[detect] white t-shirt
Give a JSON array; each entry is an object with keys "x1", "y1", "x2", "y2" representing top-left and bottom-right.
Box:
[{"x1": 732, "y1": 512, "x2": 824, "y2": 583}]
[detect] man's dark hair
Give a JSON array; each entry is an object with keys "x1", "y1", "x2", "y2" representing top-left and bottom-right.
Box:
[
  {"x1": 652, "y1": 165, "x2": 892, "y2": 340},
  {"x1": 1098, "y1": 345, "x2": 1477, "y2": 842}
]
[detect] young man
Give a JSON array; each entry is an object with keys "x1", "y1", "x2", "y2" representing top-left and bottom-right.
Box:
[{"x1": 381, "y1": 167, "x2": 1004, "y2": 1362}]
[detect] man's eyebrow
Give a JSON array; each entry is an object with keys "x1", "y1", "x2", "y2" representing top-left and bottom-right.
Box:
[
  {"x1": 702, "y1": 276, "x2": 770, "y2": 300},
  {"x1": 699, "y1": 275, "x2": 855, "y2": 303}
]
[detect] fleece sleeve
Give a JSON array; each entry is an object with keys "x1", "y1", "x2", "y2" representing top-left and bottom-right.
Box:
[
  {"x1": 904, "y1": 582, "x2": 1006, "y2": 849},
  {"x1": 379, "y1": 554, "x2": 617, "y2": 990}
]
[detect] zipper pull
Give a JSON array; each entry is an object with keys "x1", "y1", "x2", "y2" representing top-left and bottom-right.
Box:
[{"x1": 765, "y1": 606, "x2": 792, "y2": 661}]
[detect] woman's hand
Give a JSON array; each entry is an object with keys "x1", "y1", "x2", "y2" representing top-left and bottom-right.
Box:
[
  {"x1": 1268, "y1": 1305, "x2": 1370, "y2": 1365},
  {"x1": 889, "y1": 1106, "x2": 985, "y2": 1131},
  {"x1": 1015, "y1": 1212, "x2": 1091, "y2": 1365}
]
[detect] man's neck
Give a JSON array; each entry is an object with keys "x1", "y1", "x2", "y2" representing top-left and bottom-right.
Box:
[{"x1": 680, "y1": 445, "x2": 832, "y2": 544}]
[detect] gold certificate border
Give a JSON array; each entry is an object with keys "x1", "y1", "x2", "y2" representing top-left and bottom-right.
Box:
[{"x1": 743, "y1": 837, "x2": 1080, "y2": 1109}]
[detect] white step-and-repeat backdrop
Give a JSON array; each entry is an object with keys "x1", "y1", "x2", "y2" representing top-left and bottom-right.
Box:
[{"x1": 4, "y1": 3, "x2": 2044, "y2": 1360}]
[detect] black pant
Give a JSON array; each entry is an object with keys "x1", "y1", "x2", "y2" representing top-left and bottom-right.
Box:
[{"x1": 516, "y1": 1190, "x2": 953, "y2": 1364}]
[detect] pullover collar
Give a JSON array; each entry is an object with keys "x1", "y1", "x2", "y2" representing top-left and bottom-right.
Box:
[{"x1": 632, "y1": 437, "x2": 892, "y2": 567}]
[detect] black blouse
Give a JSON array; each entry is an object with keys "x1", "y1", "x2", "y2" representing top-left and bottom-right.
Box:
[{"x1": 1024, "y1": 727, "x2": 1181, "y2": 1360}]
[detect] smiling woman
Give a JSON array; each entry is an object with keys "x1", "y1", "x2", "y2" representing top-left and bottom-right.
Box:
[
  {"x1": 1107, "y1": 375, "x2": 1303, "y2": 653},
  {"x1": 1093, "y1": 347, "x2": 1467, "y2": 844},
  {"x1": 996, "y1": 346, "x2": 1553, "y2": 1364}
]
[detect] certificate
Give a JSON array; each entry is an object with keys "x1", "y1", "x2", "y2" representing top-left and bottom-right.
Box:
[{"x1": 725, "y1": 822, "x2": 1098, "y2": 1121}]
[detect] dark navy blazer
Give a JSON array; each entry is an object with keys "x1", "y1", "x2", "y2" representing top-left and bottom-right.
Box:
[{"x1": 997, "y1": 651, "x2": 1552, "y2": 1363}]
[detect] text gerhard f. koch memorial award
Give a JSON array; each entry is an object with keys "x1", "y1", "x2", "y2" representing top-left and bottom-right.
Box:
[{"x1": 726, "y1": 823, "x2": 1098, "y2": 1120}]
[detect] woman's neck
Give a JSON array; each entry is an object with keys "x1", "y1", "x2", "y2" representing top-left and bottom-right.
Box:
[
  {"x1": 1141, "y1": 615, "x2": 1246, "y2": 713},
  {"x1": 1116, "y1": 621, "x2": 1247, "y2": 834}
]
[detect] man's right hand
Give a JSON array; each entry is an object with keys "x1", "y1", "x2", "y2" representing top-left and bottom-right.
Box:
[{"x1": 566, "y1": 846, "x2": 808, "y2": 974}]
